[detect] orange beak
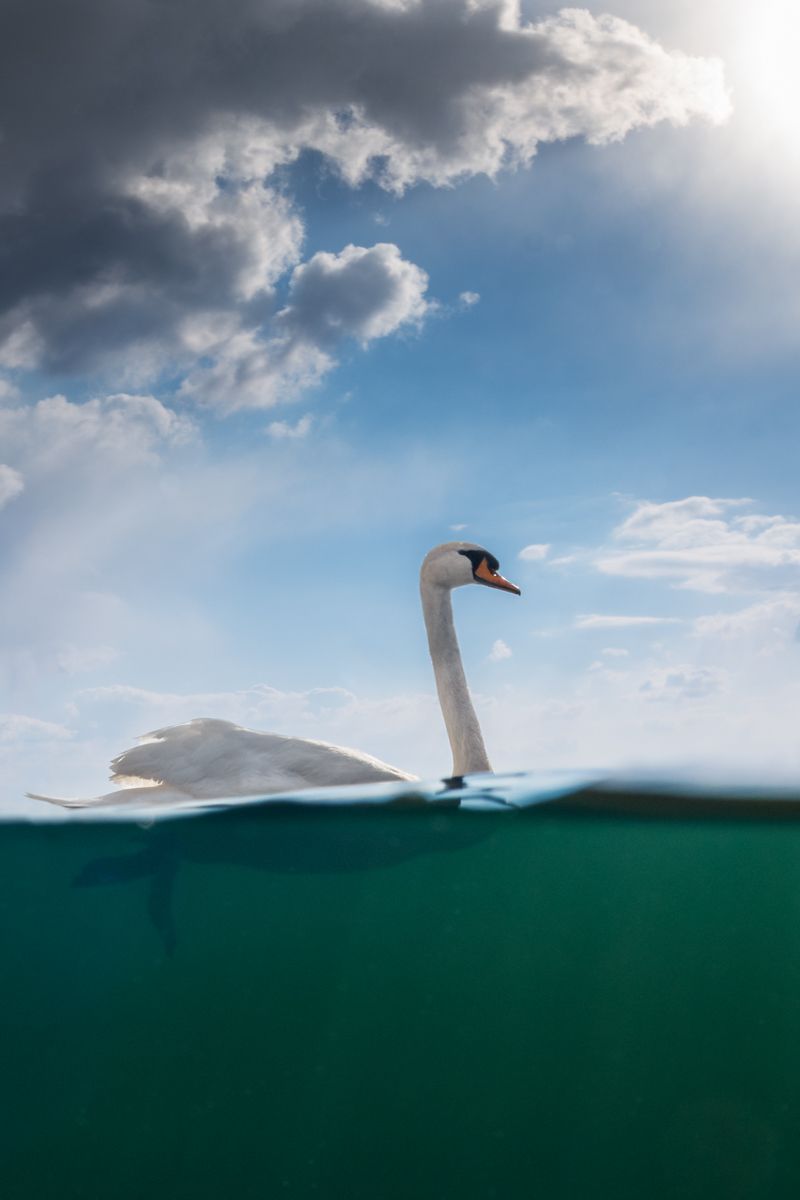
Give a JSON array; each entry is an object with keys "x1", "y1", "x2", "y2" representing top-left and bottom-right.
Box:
[{"x1": 475, "y1": 557, "x2": 521, "y2": 595}]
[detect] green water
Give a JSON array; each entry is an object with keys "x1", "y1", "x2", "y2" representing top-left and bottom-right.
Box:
[{"x1": 3, "y1": 804, "x2": 800, "y2": 1199}]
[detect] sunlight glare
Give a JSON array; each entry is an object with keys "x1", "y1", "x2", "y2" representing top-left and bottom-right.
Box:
[{"x1": 735, "y1": 0, "x2": 800, "y2": 163}]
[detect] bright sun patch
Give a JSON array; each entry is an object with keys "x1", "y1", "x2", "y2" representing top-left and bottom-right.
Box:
[{"x1": 734, "y1": 0, "x2": 800, "y2": 162}]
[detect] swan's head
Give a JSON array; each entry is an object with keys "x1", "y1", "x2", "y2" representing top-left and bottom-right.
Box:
[{"x1": 421, "y1": 542, "x2": 521, "y2": 595}]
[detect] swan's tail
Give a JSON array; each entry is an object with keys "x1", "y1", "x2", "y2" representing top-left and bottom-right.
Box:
[
  {"x1": 26, "y1": 791, "x2": 95, "y2": 809},
  {"x1": 25, "y1": 719, "x2": 239, "y2": 810},
  {"x1": 26, "y1": 784, "x2": 192, "y2": 809}
]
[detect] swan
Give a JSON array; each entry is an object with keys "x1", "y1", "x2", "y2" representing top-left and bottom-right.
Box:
[{"x1": 29, "y1": 542, "x2": 520, "y2": 808}]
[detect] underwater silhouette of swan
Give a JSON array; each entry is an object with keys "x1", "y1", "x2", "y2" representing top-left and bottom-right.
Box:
[
  {"x1": 32, "y1": 543, "x2": 520, "y2": 809},
  {"x1": 73, "y1": 799, "x2": 497, "y2": 954}
]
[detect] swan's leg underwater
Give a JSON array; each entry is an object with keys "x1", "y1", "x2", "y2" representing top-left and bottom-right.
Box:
[{"x1": 73, "y1": 832, "x2": 180, "y2": 956}]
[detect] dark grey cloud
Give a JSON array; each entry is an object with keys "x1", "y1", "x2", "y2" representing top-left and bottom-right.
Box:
[
  {"x1": 0, "y1": 190, "x2": 254, "y2": 371},
  {"x1": 0, "y1": 0, "x2": 729, "y2": 399},
  {"x1": 0, "y1": 0, "x2": 548, "y2": 204},
  {"x1": 179, "y1": 243, "x2": 429, "y2": 411}
]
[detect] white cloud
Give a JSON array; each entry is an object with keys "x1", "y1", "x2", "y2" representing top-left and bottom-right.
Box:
[
  {"x1": 574, "y1": 613, "x2": 682, "y2": 629},
  {"x1": 75, "y1": 682, "x2": 357, "y2": 728},
  {"x1": 518, "y1": 542, "x2": 551, "y2": 561},
  {"x1": 484, "y1": 495, "x2": 800, "y2": 778},
  {"x1": 125, "y1": 158, "x2": 303, "y2": 300},
  {"x1": 266, "y1": 415, "x2": 314, "y2": 440},
  {"x1": 638, "y1": 664, "x2": 726, "y2": 702},
  {"x1": 0, "y1": 322, "x2": 42, "y2": 371},
  {"x1": 596, "y1": 496, "x2": 800, "y2": 592},
  {"x1": 178, "y1": 329, "x2": 332, "y2": 413},
  {"x1": 0, "y1": 715, "x2": 72, "y2": 743},
  {"x1": 56, "y1": 645, "x2": 120, "y2": 675},
  {"x1": 488, "y1": 638, "x2": 512, "y2": 662},
  {"x1": 471, "y1": 660, "x2": 800, "y2": 779},
  {"x1": 459, "y1": 291, "x2": 480, "y2": 308},
  {"x1": 693, "y1": 594, "x2": 800, "y2": 643},
  {"x1": 0, "y1": 465, "x2": 24, "y2": 509},
  {"x1": 613, "y1": 496, "x2": 750, "y2": 544},
  {"x1": 280, "y1": 243, "x2": 429, "y2": 344},
  {"x1": 0, "y1": 393, "x2": 195, "y2": 471}
]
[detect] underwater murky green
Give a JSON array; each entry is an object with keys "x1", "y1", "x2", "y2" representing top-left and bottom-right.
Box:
[{"x1": 4, "y1": 798, "x2": 800, "y2": 1199}]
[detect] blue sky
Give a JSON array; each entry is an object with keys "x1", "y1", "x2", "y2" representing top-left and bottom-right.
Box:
[{"x1": 3, "y1": 0, "x2": 800, "y2": 810}]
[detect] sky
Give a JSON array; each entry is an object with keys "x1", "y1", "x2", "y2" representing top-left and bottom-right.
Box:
[{"x1": 3, "y1": 0, "x2": 800, "y2": 812}]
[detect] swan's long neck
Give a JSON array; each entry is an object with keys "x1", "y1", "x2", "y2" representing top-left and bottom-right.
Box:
[{"x1": 420, "y1": 579, "x2": 491, "y2": 777}]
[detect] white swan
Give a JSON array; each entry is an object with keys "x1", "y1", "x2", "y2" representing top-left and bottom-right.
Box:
[{"x1": 29, "y1": 542, "x2": 520, "y2": 808}]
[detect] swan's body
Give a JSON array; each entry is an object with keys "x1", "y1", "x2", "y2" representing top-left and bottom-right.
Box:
[{"x1": 29, "y1": 542, "x2": 519, "y2": 809}]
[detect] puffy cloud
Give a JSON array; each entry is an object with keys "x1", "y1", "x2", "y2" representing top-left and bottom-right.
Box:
[
  {"x1": 0, "y1": 465, "x2": 24, "y2": 509},
  {"x1": 488, "y1": 638, "x2": 512, "y2": 661},
  {"x1": 518, "y1": 542, "x2": 550, "y2": 560},
  {"x1": 0, "y1": 393, "x2": 195, "y2": 473},
  {"x1": 178, "y1": 242, "x2": 429, "y2": 410},
  {"x1": 597, "y1": 496, "x2": 800, "y2": 592},
  {"x1": 0, "y1": 0, "x2": 728, "y2": 392},
  {"x1": 574, "y1": 613, "x2": 681, "y2": 629},
  {"x1": 177, "y1": 328, "x2": 333, "y2": 413},
  {"x1": 279, "y1": 244, "x2": 429, "y2": 346},
  {"x1": 613, "y1": 496, "x2": 750, "y2": 546},
  {"x1": 458, "y1": 291, "x2": 481, "y2": 308}
]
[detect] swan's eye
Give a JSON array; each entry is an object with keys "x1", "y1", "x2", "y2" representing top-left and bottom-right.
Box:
[
  {"x1": 457, "y1": 548, "x2": 508, "y2": 585},
  {"x1": 467, "y1": 552, "x2": 521, "y2": 595}
]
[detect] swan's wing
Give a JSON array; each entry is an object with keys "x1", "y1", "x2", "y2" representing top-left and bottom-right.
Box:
[
  {"x1": 30, "y1": 718, "x2": 416, "y2": 808},
  {"x1": 112, "y1": 718, "x2": 415, "y2": 795}
]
